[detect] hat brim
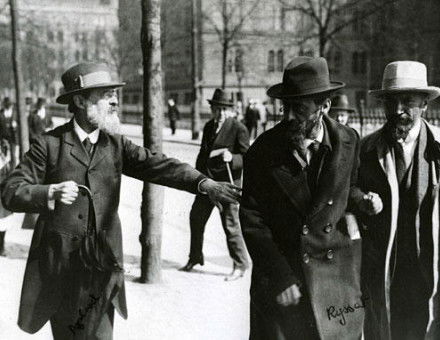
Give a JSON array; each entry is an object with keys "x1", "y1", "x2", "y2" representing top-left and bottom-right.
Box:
[
  {"x1": 267, "y1": 81, "x2": 345, "y2": 99},
  {"x1": 329, "y1": 106, "x2": 355, "y2": 113},
  {"x1": 369, "y1": 87, "x2": 440, "y2": 101},
  {"x1": 56, "y1": 82, "x2": 126, "y2": 104},
  {"x1": 207, "y1": 99, "x2": 234, "y2": 107}
]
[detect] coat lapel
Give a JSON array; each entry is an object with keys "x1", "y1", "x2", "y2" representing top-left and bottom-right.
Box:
[
  {"x1": 90, "y1": 132, "x2": 110, "y2": 168},
  {"x1": 64, "y1": 120, "x2": 90, "y2": 167}
]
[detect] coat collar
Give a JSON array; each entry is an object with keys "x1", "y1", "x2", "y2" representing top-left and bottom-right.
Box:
[
  {"x1": 64, "y1": 119, "x2": 110, "y2": 167},
  {"x1": 271, "y1": 115, "x2": 354, "y2": 216}
]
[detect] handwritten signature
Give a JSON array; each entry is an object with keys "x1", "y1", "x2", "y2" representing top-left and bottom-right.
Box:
[
  {"x1": 68, "y1": 294, "x2": 101, "y2": 334},
  {"x1": 326, "y1": 297, "x2": 369, "y2": 326}
]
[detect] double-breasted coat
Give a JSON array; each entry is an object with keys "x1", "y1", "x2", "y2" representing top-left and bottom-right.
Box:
[
  {"x1": 239, "y1": 115, "x2": 364, "y2": 339},
  {"x1": 0, "y1": 120, "x2": 206, "y2": 334},
  {"x1": 350, "y1": 120, "x2": 440, "y2": 339}
]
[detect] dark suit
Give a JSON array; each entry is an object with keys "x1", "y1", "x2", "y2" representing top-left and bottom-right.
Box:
[
  {"x1": 1, "y1": 120, "x2": 206, "y2": 339},
  {"x1": 240, "y1": 116, "x2": 364, "y2": 339},
  {"x1": 188, "y1": 117, "x2": 249, "y2": 269}
]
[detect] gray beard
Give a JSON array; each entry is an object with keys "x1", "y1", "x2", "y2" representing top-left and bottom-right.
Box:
[
  {"x1": 285, "y1": 118, "x2": 321, "y2": 152},
  {"x1": 385, "y1": 115, "x2": 414, "y2": 142},
  {"x1": 87, "y1": 109, "x2": 121, "y2": 135}
]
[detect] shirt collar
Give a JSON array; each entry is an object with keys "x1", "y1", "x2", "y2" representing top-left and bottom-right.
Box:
[
  {"x1": 304, "y1": 120, "x2": 325, "y2": 149},
  {"x1": 73, "y1": 118, "x2": 100, "y2": 144},
  {"x1": 399, "y1": 119, "x2": 421, "y2": 145}
]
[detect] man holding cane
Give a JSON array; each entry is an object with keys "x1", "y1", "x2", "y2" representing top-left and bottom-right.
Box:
[
  {"x1": 1, "y1": 63, "x2": 241, "y2": 339},
  {"x1": 180, "y1": 88, "x2": 250, "y2": 281}
]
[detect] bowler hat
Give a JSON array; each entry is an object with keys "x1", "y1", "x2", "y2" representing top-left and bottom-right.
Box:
[
  {"x1": 369, "y1": 61, "x2": 440, "y2": 101},
  {"x1": 56, "y1": 62, "x2": 125, "y2": 104},
  {"x1": 207, "y1": 88, "x2": 234, "y2": 107},
  {"x1": 329, "y1": 94, "x2": 355, "y2": 113},
  {"x1": 267, "y1": 56, "x2": 345, "y2": 99}
]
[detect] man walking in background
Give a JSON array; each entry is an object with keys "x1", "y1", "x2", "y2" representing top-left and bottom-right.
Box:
[
  {"x1": 167, "y1": 98, "x2": 180, "y2": 135},
  {"x1": 180, "y1": 88, "x2": 250, "y2": 281},
  {"x1": 0, "y1": 97, "x2": 18, "y2": 167}
]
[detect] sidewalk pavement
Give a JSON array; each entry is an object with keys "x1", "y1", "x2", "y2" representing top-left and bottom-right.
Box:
[{"x1": 52, "y1": 116, "x2": 202, "y2": 146}]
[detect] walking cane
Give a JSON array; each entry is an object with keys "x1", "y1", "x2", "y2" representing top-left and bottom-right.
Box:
[{"x1": 225, "y1": 161, "x2": 234, "y2": 185}]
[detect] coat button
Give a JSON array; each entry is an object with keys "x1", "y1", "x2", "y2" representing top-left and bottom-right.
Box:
[
  {"x1": 327, "y1": 199, "x2": 333, "y2": 206},
  {"x1": 326, "y1": 250, "x2": 334, "y2": 260},
  {"x1": 78, "y1": 214, "x2": 83, "y2": 219},
  {"x1": 302, "y1": 225, "x2": 309, "y2": 235},
  {"x1": 303, "y1": 253, "x2": 310, "y2": 264},
  {"x1": 324, "y1": 223, "x2": 333, "y2": 233}
]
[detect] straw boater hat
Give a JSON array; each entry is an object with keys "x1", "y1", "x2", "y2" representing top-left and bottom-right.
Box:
[
  {"x1": 369, "y1": 61, "x2": 440, "y2": 101},
  {"x1": 329, "y1": 94, "x2": 355, "y2": 113},
  {"x1": 207, "y1": 88, "x2": 234, "y2": 107},
  {"x1": 267, "y1": 56, "x2": 345, "y2": 99},
  {"x1": 56, "y1": 62, "x2": 125, "y2": 104}
]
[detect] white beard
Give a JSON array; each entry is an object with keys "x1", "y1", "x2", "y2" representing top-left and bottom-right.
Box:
[{"x1": 86, "y1": 102, "x2": 121, "y2": 135}]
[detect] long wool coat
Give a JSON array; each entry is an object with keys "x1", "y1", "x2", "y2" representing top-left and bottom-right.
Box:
[
  {"x1": 351, "y1": 120, "x2": 440, "y2": 339},
  {"x1": 240, "y1": 116, "x2": 365, "y2": 339},
  {"x1": 0, "y1": 120, "x2": 205, "y2": 334}
]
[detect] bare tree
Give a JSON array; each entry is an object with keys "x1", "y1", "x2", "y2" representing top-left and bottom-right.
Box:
[
  {"x1": 202, "y1": 0, "x2": 261, "y2": 89},
  {"x1": 279, "y1": 0, "x2": 399, "y2": 56},
  {"x1": 139, "y1": 0, "x2": 164, "y2": 283},
  {"x1": 9, "y1": 0, "x2": 28, "y2": 156}
]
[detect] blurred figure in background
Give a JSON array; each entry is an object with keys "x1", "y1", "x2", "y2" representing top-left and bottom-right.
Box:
[
  {"x1": 167, "y1": 98, "x2": 180, "y2": 135},
  {"x1": 0, "y1": 119, "x2": 13, "y2": 256},
  {"x1": 256, "y1": 100, "x2": 268, "y2": 133},
  {"x1": 328, "y1": 93, "x2": 355, "y2": 126},
  {"x1": 0, "y1": 97, "x2": 18, "y2": 167},
  {"x1": 245, "y1": 99, "x2": 260, "y2": 139},
  {"x1": 28, "y1": 97, "x2": 53, "y2": 144}
]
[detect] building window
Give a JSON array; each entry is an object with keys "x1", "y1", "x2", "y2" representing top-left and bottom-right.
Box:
[
  {"x1": 75, "y1": 50, "x2": 81, "y2": 62},
  {"x1": 184, "y1": 92, "x2": 192, "y2": 105},
  {"x1": 57, "y1": 31, "x2": 64, "y2": 43},
  {"x1": 352, "y1": 52, "x2": 358, "y2": 74},
  {"x1": 58, "y1": 49, "x2": 64, "y2": 63},
  {"x1": 100, "y1": 0, "x2": 111, "y2": 4},
  {"x1": 334, "y1": 50, "x2": 342, "y2": 74},
  {"x1": 82, "y1": 49, "x2": 88, "y2": 61},
  {"x1": 277, "y1": 50, "x2": 284, "y2": 72},
  {"x1": 47, "y1": 30, "x2": 54, "y2": 42},
  {"x1": 132, "y1": 94, "x2": 140, "y2": 104},
  {"x1": 75, "y1": 32, "x2": 80, "y2": 42},
  {"x1": 359, "y1": 51, "x2": 367, "y2": 74},
  {"x1": 352, "y1": 51, "x2": 367, "y2": 75},
  {"x1": 227, "y1": 57, "x2": 233, "y2": 73},
  {"x1": 235, "y1": 49, "x2": 243, "y2": 73},
  {"x1": 268, "y1": 50, "x2": 275, "y2": 72}
]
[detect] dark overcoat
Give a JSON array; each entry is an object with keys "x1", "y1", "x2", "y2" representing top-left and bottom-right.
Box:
[
  {"x1": 240, "y1": 116, "x2": 364, "y2": 339},
  {"x1": 0, "y1": 120, "x2": 205, "y2": 334},
  {"x1": 350, "y1": 120, "x2": 440, "y2": 339},
  {"x1": 196, "y1": 117, "x2": 249, "y2": 185}
]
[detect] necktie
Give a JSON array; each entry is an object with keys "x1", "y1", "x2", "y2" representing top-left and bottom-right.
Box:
[
  {"x1": 394, "y1": 142, "x2": 407, "y2": 184},
  {"x1": 83, "y1": 137, "x2": 93, "y2": 155}
]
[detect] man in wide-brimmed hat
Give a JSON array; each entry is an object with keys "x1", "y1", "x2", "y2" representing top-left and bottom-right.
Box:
[
  {"x1": 180, "y1": 88, "x2": 250, "y2": 281},
  {"x1": 351, "y1": 60, "x2": 440, "y2": 339},
  {"x1": 328, "y1": 93, "x2": 355, "y2": 126},
  {"x1": 1, "y1": 62, "x2": 241, "y2": 339},
  {"x1": 239, "y1": 56, "x2": 364, "y2": 339}
]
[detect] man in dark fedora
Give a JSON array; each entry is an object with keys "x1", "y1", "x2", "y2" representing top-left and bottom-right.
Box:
[
  {"x1": 1, "y1": 63, "x2": 241, "y2": 339},
  {"x1": 180, "y1": 88, "x2": 250, "y2": 281},
  {"x1": 328, "y1": 93, "x2": 355, "y2": 126},
  {"x1": 351, "y1": 60, "x2": 440, "y2": 339},
  {"x1": 239, "y1": 56, "x2": 364, "y2": 339}
]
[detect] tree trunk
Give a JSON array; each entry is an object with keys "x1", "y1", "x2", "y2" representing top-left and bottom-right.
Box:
[
  {"x1": 191, "y1": 0, "x2": 200, "y2": 140},
  {"x1": 139, "y1": 0, "x2": 164, "y2": 284},
  {"x1": 9, "y1": 0, "x2": 29, "y2": 158}
]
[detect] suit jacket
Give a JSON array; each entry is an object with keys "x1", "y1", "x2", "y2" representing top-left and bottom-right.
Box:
[
  {"x1": 196, "y1": 117, "x2": 249, "y2": 185},
  {"x1": 350, "y1": 120, "x2": 440, "y2": 340},
  {"x1": 240, "y1": 116, "x2": 364, "y2": 339},
  {"x1": 0, "y1": 120, "x2": 206, "y2": 334}
]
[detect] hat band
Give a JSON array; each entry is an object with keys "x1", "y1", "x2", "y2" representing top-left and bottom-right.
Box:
[
  {"x1": 382, "y1": 77, "x2": 427, "y2": 89},
  {"x1": 284, "y1": 75, "x2": 330, "y2": 92},
  {"x1": 75, "y1": 71, "x2": 113, "y2": 89}
]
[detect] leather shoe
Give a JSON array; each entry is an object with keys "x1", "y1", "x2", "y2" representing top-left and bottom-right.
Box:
[
  {"x1": 224, "y1": 268, "x2": 245, "y2": 281},
  {"x1": 179, "y1": 259, "x2": 204, "y2": 272}
]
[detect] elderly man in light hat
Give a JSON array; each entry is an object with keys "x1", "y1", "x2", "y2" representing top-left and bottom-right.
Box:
[
  {"x1": 0, "y1": 62, "x2": 241, "y2": 339},
  {"x1": 351, "y1": 60, "x2": 440, "y2": 339},
  {"x1": 240, "y1": 56, "x2": 364, "y2": 339}
]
